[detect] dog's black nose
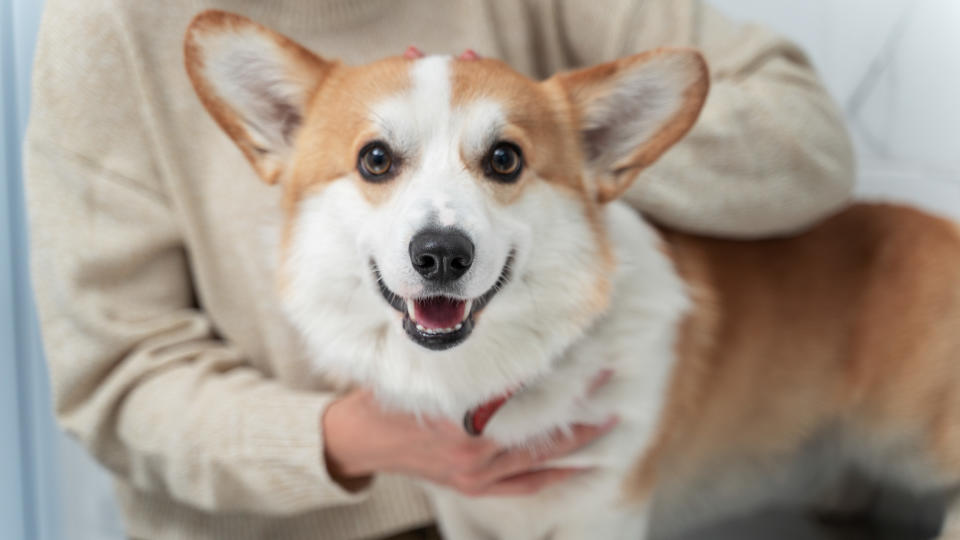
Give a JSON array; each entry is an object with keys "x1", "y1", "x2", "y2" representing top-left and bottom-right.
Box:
[{"x1": 409, "y1": 229, "x2": 474, "y2": 283}]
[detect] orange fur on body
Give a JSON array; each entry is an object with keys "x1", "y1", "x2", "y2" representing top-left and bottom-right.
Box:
[{"x1": 630, "y1": 203, "x2": 960, "y2": 503}]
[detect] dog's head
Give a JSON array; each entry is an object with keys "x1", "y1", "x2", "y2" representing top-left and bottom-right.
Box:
[{"x1": 185, "y1": 11, "x2": 707, "y2": 413}]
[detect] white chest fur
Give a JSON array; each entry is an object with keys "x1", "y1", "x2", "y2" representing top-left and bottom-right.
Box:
[{"x1": 428, "y1": 202, "x2": 690, "y2": 540}]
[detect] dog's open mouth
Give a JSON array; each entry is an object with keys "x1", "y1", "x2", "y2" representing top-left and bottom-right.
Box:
[{"x1": 371, "y1": 252, "x2": 514, "y2": 351}]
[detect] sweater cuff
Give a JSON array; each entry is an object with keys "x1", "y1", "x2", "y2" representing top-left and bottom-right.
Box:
[{"x1": 240, "y1": 388, "x2": 372, "y2": 508}]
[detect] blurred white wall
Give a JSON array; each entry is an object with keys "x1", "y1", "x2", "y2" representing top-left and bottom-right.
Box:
[{"x1": 709, "y1": 0, "x2": 960, "y2": 218}]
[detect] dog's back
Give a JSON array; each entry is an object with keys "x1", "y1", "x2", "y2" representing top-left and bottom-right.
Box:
[{"x1": 636, "y1": 203, "x2": 960, "y2": 532}]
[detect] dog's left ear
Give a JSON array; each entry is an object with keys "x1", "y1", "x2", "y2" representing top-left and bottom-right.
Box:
[
  {"x1": 184, "y1": 10, "x2": 336, "y2": 184},
  {"x1": 552, "y1": 49, "x2": 709, "y2": 203}
]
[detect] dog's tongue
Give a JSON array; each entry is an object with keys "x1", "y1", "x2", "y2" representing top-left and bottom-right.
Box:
[{"x1": 413, "y1": 298, "x2": 466, "y2": 330}]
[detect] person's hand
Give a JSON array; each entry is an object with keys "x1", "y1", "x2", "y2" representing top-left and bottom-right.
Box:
[
  {"x1": 322, "y1": 387, "x2": 617, "y2": 497},
  {"x1": 404, "y1": 45, "x2": 481, "y2": 61}
]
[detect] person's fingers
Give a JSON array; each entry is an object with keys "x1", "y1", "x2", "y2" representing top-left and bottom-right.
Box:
[
  {"x1": 466, "y1": 416, "x2": 618, "y2": 486},
  {"x1": 423, "y1": 414, "x2": 466, "y2": 434},
  {"x1": 404, "y1": 46, "x2": 425, "y2": 59},
  {"x1": 533, "y1": 416, "x2": 619, "y2": 460},
  {"x1": 448, "y1": 437, "x2": 504, "y2": 471},
  {"x1": 587, "y1": 369, "x2": 614, "y2": 396},
  {"x1": 467, "y1": 446, "x2": 539, "y2": 485},
  {"x1": 406, "y1": 47, "x2": 479, "y2": 61},
  {"x1": 476, "y1": 467, "x2": 588, "y2": 496}
]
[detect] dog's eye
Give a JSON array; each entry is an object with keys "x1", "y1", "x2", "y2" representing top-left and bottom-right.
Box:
[
  {"x1": 358, "y1": 142, "x2": 394, "y2": 180},
  {"x1": 485, "y1": 142, "x2": 523, "y2": 182}
]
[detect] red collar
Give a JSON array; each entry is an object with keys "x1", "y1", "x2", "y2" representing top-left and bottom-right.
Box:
[{"x1": 463, "y1": 390, "x2": 515, "y2": 436}]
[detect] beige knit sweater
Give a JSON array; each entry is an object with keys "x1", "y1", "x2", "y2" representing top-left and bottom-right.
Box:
[{"x1": 24, "y1": 0, "x2": 854, "y2": 538}]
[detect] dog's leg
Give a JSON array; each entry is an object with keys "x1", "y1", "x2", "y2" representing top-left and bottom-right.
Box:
[
  {"x1": 434, "y1": 513, "x2": 489, "y2": 540},
  {"x1": 551, "y1": 507, "x2": 650, "y2": 540},
  {"x1": 431, "y1": 496, "x2": 491, "y2": 540}
]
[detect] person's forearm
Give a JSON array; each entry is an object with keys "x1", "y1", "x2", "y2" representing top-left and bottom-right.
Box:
[
  {"x1": 610, "y1": 0, "x2": 855, "y2": 237},
  {"x1": 26, "y1": 138, "x2": 368, "y2": 514},
  {"x1": 624, "y1": 54, "x2": 854, "y2": 238}
]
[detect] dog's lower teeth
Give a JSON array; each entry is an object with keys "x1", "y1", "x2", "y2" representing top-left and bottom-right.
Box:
[{"x1": 415, "y1": 325, "x2": 462, "y2": 336}]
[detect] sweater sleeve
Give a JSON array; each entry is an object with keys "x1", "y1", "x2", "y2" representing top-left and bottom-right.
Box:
[
  {"x1": 24, "y1": 0, "x2": 367, "y2": 514},
  {"x1": 559, "y1": 0, "x2": 855, "y2": 238}
]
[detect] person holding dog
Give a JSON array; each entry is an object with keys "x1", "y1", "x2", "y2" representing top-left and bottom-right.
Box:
[{"x1": 24, "y1": 0, "x2": 853, "y2": 539}]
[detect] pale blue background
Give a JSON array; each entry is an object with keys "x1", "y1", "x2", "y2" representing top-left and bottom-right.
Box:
[
  {"x1": 1, "y1": 1, "x2": 957, "y2": 539},
  {"x1": 3, "y1": 0, "x2": 124, "y2": 538},
  {"x1": 1, "y1": 0, "x2": 75, "y2": 538},
  {"x1": 2, "y1": 0, "x2": 54, "y2": 538}
]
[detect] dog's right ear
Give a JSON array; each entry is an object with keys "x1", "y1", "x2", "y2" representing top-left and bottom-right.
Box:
[
  {"x1": 551, "y1": 49, "x2": 708, "y2": 203},
  {"x1": 184, "y1": 10, "x2": 336, "y2": 184}
]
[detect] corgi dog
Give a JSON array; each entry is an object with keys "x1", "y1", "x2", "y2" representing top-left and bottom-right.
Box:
[{"x1": 185, "y1": 11, "x2": 960, "y2": 540}]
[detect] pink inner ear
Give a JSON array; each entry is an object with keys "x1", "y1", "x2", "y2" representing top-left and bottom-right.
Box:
[
  {"x1": 458, "y1": 49, "x2": 480, "y2": 61},
  {"x1": 404, "y1": 46, "x2": 425, "y2": 59}
]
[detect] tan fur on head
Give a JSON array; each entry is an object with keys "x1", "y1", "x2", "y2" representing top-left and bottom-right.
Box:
[{"x1": 186, "y1": 14, "x2": 708, "y2": 202}]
